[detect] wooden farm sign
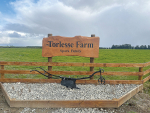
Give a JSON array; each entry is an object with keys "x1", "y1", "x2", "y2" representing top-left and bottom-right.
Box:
[{"x1": 42, "y1": 36, "x2": 100, "y2": 57}]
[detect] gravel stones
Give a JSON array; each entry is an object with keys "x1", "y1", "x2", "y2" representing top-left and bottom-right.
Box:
[
  {"x1": 52, "y1": 108, "x2": 109, "y2": 113},
  {"x1": 19, "y1": 107, "x2": 116, "y2": 113},
  {"x1": 2, "y1": 82, "x2": 139, "y2": 101}
]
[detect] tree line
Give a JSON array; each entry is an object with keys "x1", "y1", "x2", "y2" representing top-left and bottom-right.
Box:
[
  {"x1": 0, "y1": 44, "x2": 150, "y2": 49},
  {"x1": 111, "y1": 44, "x2": 150, "y2": 49},
  {"x1": 99, "y1": 44, "x2": 150, "y2": 49},
  {"x1": 0, "y1": 46, "x2": 42, "y2": 48}
]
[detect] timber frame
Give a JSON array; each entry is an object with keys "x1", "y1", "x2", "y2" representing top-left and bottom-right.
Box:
[
  {"x1": 0, "y1": 83, "x2": 143, "y2": 108},
  {"x1": 0, "y1": 61, "x2": 150, "y2": 108}
]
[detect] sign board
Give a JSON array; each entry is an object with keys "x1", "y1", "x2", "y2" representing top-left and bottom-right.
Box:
[{"x1": 42, "y1": 36, "x2": 99, "y2": 58}]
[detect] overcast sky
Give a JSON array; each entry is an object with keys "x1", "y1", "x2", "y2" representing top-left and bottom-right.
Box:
[{"x1": 0, "y1": 0, "x2": 150, "y2": 47}]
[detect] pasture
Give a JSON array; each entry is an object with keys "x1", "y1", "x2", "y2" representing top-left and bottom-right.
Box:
[
  {"x1": 0, "y1": 48, "x2": 150, "y2": 80},
  {"x1": 0, "y1": 48, "x2": 150, "y2": 95}
]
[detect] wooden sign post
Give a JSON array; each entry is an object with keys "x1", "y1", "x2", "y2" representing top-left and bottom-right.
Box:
[
  {"x1": 90, "y1": 34, "x2": 95, "y2": 79},
  {"x1": 42, "y1": 34, "x2": 100, "y2": 79},
  {"x1": 48, "y1": 34, "x2": 53, "y2": 79}
]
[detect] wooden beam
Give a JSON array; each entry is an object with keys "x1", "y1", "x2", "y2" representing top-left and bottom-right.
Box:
[
  {"x1": 143, "y1": 62, "x2": 150, "y2": 67},
  {"x1": 138, "y1": 67, "x2": 143, "y2": 80},
  {"x1": 8, "y1": 99, "x2": 118, "y2": 108},
  {"x1": 0, "y1": 61, "x2": 148, "y2": 67},
  {"x1": 0, "y1": 70, "x2": 144, "y2": 76},
  {"x1": 105, "y1": 80, "x2": 142, "y2": 84},
  {"x1": 118, "y1": 84, "x2": 143, "y2": 107},
  {"x1": 90, "y1": 34, "x2": 95, "y2": 80},
  {"x1": 0, "y1": 65, "x2": 4, "y2": 79},
  {"x1": 48, "y1": 57, "x2": 52, "y2": 78},
  {"x1": 48, "y1": 34, "x2": 53, "y2": 79},
  {"x1": 90, "y1": 57, "x2": 94, "y2": 76},
  {"x1": 0, "y1": 78, "x2": 143, "y2": 84},
  {"x1": 144, "y1": 69, "x2": 150, "y2": 75},
  {"x1": 0, "y1": 83, "x2": 11, "y2": 105},
  {"x1": 143, "y1": 75, "x2": 150, "y2": 83}
]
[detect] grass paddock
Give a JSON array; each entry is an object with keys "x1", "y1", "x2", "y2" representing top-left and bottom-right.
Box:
[{"x1": 0, "y1": 48, "x2": 150, "y2": 80}]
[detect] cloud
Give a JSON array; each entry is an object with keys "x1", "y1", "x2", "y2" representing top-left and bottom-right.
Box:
[
  {"x1": 4, "y1": 0, "x2": 95, "y2": 35},
  {"x1": 8, "y1": 32, "x2": 22, "y2": 38},
  {"x1": 4, "y1": 23, "x2": 33, "y2": 33},
  {"x1": 0, "y1": 31, "x2": 10, "y2": 44},
  {"x1": 0, "y1": 30, "x2": 45, "y2": 46},
  {"x1": 1, "y1": 0, "x2": 150, "y2": 47}
]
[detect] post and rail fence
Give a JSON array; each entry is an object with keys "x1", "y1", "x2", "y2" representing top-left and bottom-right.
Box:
[
  {"x1": 0, "y1": 61, "x2": 150, "y2": 84},
  {"x1": 0, "y1": 34, "x2": 150, "y2": 84}
]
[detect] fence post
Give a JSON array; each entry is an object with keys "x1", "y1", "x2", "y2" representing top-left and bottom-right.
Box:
[
  {"x1": 149, "y1": 72, "x2": 150, "y2": 82},
  {"x1": 48, "y1": 34, "x2": 53, "y2": 79},
  {"x1": 0, "y1": 65, "x2": 4, "y2": 79},
  {"x1": 90, "y1": 34, "x2": 95, "y2": 80},
  {"x1": 138, "y1": 67, "x2": 143, "y2": 80}
]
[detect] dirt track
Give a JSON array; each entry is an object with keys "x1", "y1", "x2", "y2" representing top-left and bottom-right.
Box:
[{"x1": 0, "y1": 87, "x2": 150, "y2": 113}]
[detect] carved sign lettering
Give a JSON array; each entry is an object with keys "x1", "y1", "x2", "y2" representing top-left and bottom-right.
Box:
[{"x1": 42, "y1": 36, "x2": 99, "y2": 57}]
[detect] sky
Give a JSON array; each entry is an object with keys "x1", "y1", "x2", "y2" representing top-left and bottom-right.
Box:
[{"x1": 0, "y1": 0, "x2": 150, "y2": 47}]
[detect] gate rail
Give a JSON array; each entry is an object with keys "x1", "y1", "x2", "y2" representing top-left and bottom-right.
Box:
[{"x1": 0, "y1": 61, "x2": 150, "y2": 84}]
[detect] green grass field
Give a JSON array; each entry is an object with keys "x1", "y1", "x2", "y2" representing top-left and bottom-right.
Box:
[
  {"x1": 0, "y1": 48, "x2": 150, "y2": 80},
  {"x1": 0, "y1": 48, "x2": 150, "y2": 94}
]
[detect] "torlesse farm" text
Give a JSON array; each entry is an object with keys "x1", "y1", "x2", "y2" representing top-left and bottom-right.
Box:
[{"x1": 48, "y1": 41, "x2": 93, "y2": 48}]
